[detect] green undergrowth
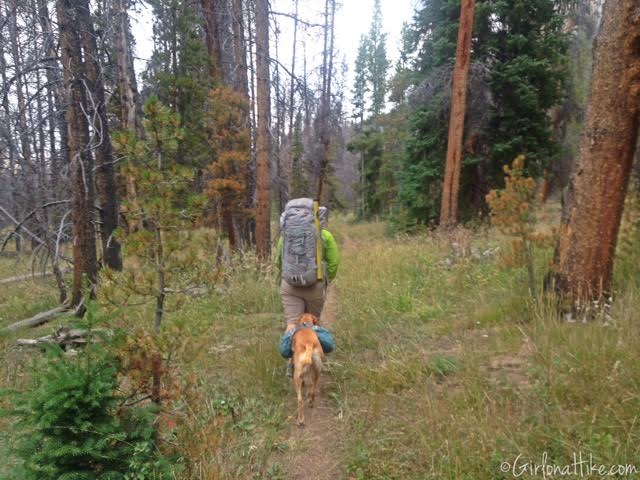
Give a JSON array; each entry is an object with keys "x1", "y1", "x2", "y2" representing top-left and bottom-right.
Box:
[
  {"x1": 1, "y1": 209, "x2": 639, "y2": 479},
  {"x1": 328, "y1": 218, "x2": 640, "y2": 479}
]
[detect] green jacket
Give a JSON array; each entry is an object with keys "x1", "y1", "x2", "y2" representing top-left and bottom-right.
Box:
[{"x1": 276, "y1": 229, "x2": 340, "y2": 282}]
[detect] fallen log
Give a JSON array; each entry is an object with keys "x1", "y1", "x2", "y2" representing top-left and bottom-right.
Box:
[
  {"x1": 17, "y1": 327, "x2": 90, "y2": 350},
  {"x1": 2, "y1": 305, "x2": 70, "y2": 333},
  {"x1": 0, "y1": 270, "x2": 70, "y2": 285},
  {"x1": 2, "y1": 299, "x2": 85, "y2": 333}
]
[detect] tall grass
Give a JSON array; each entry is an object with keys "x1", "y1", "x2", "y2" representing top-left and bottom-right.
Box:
[
  {"x1": 328, "y1": 218, "x2": 640, "y2": 479},
  {"x1": 1, "y1": 208, "x2": 639, "y2": 479}
]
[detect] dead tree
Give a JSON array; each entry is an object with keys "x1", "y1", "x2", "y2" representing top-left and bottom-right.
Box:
[
  {"x1": 273, "y1": 19, "x2": 288, "y2": 213},
  {"x1": 76, "y1": 0, "x2": 122, "y2": 271},
  {"x1": 112, "y1": 0, "x2": 141, "y2": 134},
  {"x1": 439, "y1": 0, "x2": 475, "y2": 229},
  {"x1": 316, "y1": 0, "x2": 336, "y2": 202},
  {"x1": 234, "y1": 0, "x2": 256, "y2": 248},
  {"x1": 232, "y1": 0, "x2": 249, "y2": 97},
  {"x1": 37, "y1": 0, "x2": 70, "y2": 180},
  {"x1": 0, "y1": 9, "x2": 20, "y2": 252},
  {"x1": 56, "y1": 0, "x2": 99, "y2": 306},
  {"x1": 201, "y1": 0, "x2": 224, "y2": 79},
  {"x1": 8, "y1": 0, "x2": 38, "y2": 249},
  {"x1": 553, "y1": 0, "x2": 640, "y2": 303},
  {"x1": 201, "y1": 0, "x2": 234, "y2": 83},
  {"x1": 29, "y1": 18, "x2": 68, "y2": 302}
]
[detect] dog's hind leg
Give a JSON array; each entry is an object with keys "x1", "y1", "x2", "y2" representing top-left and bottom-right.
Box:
[
  {"x1": 308, "y1": 367, "x2": 319, "y2": 408},
  {"x1": 294, "y1": 368, "x2": 305, "y2": 426},
  {"x1": 308, "y1": 352, "x2": 322, "y2": 408}
]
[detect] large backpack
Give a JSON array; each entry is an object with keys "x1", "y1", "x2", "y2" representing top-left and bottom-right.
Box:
[{"x1": 281, "y1": 198, "x2": 323, "y2": 287}]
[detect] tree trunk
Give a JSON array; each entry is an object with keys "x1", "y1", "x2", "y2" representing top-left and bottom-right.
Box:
[
  {"x1": 287, "y1": 0, "x2": 299, "y2": 197},
  {"x1": 222, "y1": 202, "x2": 237, "y2": 250},
  {"x1": 31, "y1": 42, "x2": 68, "y2": 303},
  {"x1": 302, "y1": 41, "x2": 310, "y2": 128},
  {"x1": 288, "y1": 0, "x2": 299, "y2": 137},
  {"x1": 316, "y1": 0, "x2": 335, "y2": 202},
  {"x1": 201, "y1": 0, "x2": 223, "y2": 80},
  {"x1": 77, "y1": 0, "x2": 122, "y2": 271},
  {"x1": 439, "y1": 0, "x2": 475, "y2": 229},
  {"x1": 0, "y1": 17, "x2": 20, "y2": 252},
  {"x1": 553, "y1": 0, "x2": 640, "y2": 303},
  {"x1": 56, "y1": 0, "x2": 99, "y2": 306},
  {"x1": 273, "y1": 22, "x2": 288, "y2": 213},
  {"x1": 37, "y1": 0, "x2": 71, "y2": 178},
  {"x1": 113, "y1": 0, "x2": 141, "y2": 134},
  {"x1": 254, "y1": 0, "x2": 271, "y2": 259},
  {"x1": 231, "y1": 0, "x2": 254, "y2": 247},
  {"x1": 241, "y1": 0, "x2": 256, "y2": 247},
  {"x1": 9, "y1": 0, "x2": 38, "y2": 249},
  {"x1": 232, "y1": 0, "x2": 249, "y2": 97}
]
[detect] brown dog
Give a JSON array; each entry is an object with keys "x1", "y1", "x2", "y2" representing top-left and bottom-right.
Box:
[{"x1": 291, "y1": 313, "x2": 325, "y2": 426}]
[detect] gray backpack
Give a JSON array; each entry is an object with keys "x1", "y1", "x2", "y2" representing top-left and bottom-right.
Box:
[{"x1": 281, "y1": 198, "x2": 323, "y2": 287}]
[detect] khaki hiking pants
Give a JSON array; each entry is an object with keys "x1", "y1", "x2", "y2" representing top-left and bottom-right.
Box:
[{"x1": 280, "y1": 280, "x2": 326, "y2": 326}]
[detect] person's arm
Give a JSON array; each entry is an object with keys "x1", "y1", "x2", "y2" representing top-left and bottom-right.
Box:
[{"x1": 321, "y1": 230, "x2": 339, "y2": 281}]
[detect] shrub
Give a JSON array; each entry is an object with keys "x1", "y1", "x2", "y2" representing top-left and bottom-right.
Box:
[
  {"x1": 486, "y1": 155, "x2": 553, "y2": 299},
  {"x1": 5, "y1": 343, "x2": 174, "y2": 479}
]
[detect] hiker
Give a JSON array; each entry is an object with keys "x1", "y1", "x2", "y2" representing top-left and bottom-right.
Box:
[{"x1": 276, "y1": 199, "x2": 339, "y2": 375}]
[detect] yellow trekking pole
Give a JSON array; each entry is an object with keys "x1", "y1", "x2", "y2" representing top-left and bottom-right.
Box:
[{"x1": 313, "y1": 200, "x2": 323, "y2": 282}]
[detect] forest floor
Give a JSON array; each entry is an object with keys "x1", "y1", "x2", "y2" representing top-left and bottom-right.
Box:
[{"x1": 1, "y1": 203, "x2": 640, "y2": 479}]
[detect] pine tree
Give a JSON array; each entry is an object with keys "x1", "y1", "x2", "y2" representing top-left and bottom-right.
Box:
[
  {"x1": 352, "y1": 35, "x2": 369, "y2": 126},
  {"x1": 204, "y1": 87, "x2": 250, "y2": 250},
  {"x1": 398, "y1": 0, "x2": 567, "y2": 225},
  {"x1": 349, "y1": 0, "x2": 390, "y2": 216},
  {"x1": 388, "y1": 22, "x2": 415, "y2": 105},
  {"x1": 479, "y1": 0, "x2": 566, "y2": 177},
  {"x1": 112, "y1": 98, "x2": 206, "y2": 404},
  {"x1": 366, "y1": 0, "x2": 389, "y2": 116},
  {"x1": 144, "y1": 0, "x2": 211, "y2": 171},
  {"x1": 347, "y1": 126, "x2": 384, "y2": 216},
  {"x1": 112, "y1": 98, "x2": 205, "y2": 333},
  {"x1": 290, "y1": 112, "x2": 309, "y2": 198}
]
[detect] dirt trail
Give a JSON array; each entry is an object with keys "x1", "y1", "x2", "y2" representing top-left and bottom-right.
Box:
[{"x1": 282, "y1": 287, "x2": 343, "y2": 480}]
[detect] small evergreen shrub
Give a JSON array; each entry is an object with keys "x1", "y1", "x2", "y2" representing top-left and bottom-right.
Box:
[{"x1": 4, "y1": 343, "x2": 174, "y2": 479}]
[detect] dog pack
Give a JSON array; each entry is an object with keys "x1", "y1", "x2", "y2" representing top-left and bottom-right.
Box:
[
  {"x1": 280, "y1": 198, "x2": 324, "y2": 287},
  {"x1": 279, "y1": 324, "x2": 335, "y2": 359}
]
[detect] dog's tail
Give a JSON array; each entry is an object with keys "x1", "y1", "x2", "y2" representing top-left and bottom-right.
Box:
[
  {"x1": 311, "y1": 350, "x2": 323, "y2": 371},
  {"x1": 300, "y1": 343, "x2": 314, "y2": 368}
]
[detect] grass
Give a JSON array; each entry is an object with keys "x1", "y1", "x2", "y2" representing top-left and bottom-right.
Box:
[
  {"x1": 1, "y1": 204, "x2": 639, "y2": 479},
  {"x1": 328, "y1": 214, "x2": 640, "y2": 479}
]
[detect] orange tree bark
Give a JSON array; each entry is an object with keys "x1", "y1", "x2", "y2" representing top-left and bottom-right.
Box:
[
  {"x1": 439, "y1": 0, "x2": 475, "y2": 228},
  {"x1": 255, "y1": 0, "x2": 271, "y2": 259},
  {"x1": 554, "y1": 0, "x2": 640, "y2": 302},
  {"x1": 56, "y1": 0, "x2": 99, "y2": 305}
]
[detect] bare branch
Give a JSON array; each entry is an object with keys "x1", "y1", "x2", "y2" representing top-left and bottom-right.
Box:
[
  {"x1": 0, "y1": 204, "x2": 73, "y2": 263},
  {"x1": 269, "y1": 10, "x2": 324, "y2": 28}
]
